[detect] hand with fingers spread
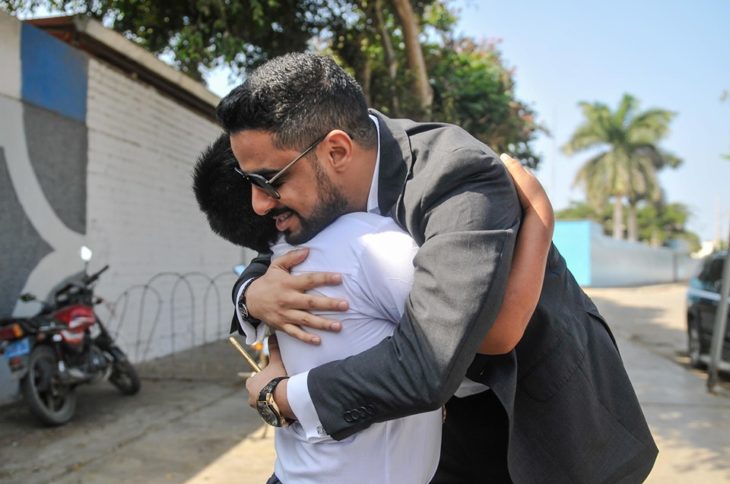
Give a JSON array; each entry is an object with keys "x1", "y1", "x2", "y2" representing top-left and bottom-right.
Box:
[{"x1": 245, "y1": 248, "x2": 349, "y2": 345}]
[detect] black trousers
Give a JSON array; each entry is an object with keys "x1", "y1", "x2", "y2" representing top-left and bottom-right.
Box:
[{"x1": 430, "y1": 390, "x2": 512, "y2": 484}]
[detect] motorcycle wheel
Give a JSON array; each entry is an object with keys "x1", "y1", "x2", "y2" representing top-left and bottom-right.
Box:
[
  {"x1": 20, "y1": 345, "x2": 77, "y2": 426},
  {"x1": 110, "y1": 359, "x2": 141, "y2": 395}
]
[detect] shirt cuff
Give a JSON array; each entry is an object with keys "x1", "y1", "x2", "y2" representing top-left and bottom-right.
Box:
[
  {"x1": 288, "y1": 371, "x2": 331, "y2": 442},
  {"x1": 235, "y1": 279, "x2": 266, "y2": 345}
]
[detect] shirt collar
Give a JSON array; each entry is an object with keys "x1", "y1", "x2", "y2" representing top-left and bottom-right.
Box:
[{"x1": 366, "y1": 114, "x2": 381, "y2": 215}]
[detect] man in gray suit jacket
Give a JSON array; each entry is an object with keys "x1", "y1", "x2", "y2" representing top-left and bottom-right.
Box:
[{"x1": 218, "y1": 53, "x2": 657, "y2": 483}]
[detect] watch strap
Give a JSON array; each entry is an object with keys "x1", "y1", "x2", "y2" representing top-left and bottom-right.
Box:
[
  {"x1": 259, "y1": 376, "x2": 289, "y2": 400},
  {"x1": 257, "y1": 376, "x2": 291, "y2": 427},
  {"x1": 237, "y1": 278, "x2": 262, "y2": 325}
]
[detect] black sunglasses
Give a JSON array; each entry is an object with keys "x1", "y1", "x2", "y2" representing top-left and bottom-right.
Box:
[{"x1": 234, "y1": 134, "x2": 327, "y2": 200}]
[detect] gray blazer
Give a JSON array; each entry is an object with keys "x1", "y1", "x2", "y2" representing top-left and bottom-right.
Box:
[{"x1": 233, "y1": 111, "x2": 658, "y2": 483}]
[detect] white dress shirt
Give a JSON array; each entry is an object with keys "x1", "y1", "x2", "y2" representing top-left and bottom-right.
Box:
[{"x1": 271, "y1": 212, "x2": 441, "y2": 484}]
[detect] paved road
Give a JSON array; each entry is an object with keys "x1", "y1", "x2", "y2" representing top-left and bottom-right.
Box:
[{"x1": 1, "y1": 284, "x2": 728, "y2": 483}]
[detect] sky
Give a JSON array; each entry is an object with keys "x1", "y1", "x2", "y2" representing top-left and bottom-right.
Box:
[
  {"x1": 208, "y1": 0, "x2": 729, "y2": 242},
  {"x1": 449, "y1": 0, "x2": 730, "y2": 242}
]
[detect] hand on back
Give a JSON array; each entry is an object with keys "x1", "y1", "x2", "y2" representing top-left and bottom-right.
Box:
[{"x1": 246, "y1": 248, "x2": 349, "y2": 344}]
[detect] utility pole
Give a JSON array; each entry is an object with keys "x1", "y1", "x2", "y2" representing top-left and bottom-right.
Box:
[{"x1": 707, "y1": 220, "x2": 730, "y2": 392}]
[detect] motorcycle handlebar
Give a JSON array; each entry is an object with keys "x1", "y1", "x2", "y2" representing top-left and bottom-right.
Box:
[
  {"x1": 55, "y1": 282, "x2": 76, "y2": 297},
  {"x1": 85, "y1": 265, "x2": 110, "y2": 285},
  {"x1": 55, "y1": 264, "x2": 110, "y2": 298}
]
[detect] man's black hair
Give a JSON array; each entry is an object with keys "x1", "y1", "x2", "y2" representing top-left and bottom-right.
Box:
[
  {"x1": 216, "y1": 53, "x2": 376, "y2": 150},
  {"x1": 192, "y1": 134, "x2": 278, "y2": 253}
]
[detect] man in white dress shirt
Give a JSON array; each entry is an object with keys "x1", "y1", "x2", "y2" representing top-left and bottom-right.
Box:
[
  {"x1": 270, "y1": 212, "x2": 441, "y2": 483},
  {"x1": 194, "y1": 135, "x2": 441, "y2": 483}
]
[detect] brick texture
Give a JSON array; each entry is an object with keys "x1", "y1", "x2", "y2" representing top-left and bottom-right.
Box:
[{"x1": 85, "y1": 60, "x2": 252, "y2": 361}]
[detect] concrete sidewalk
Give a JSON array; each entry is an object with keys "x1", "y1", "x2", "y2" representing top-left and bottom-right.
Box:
[
  {"x1": 587, "y1": 284, "x2": 730, "y2": 483},
  {"x1": 1, "y1": 284, "x2": 729, "y2": 483}
]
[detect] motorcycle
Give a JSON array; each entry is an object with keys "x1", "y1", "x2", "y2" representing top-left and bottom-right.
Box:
[{"x1": 0, "y1": 247, "x2": 140, "y2": 426}]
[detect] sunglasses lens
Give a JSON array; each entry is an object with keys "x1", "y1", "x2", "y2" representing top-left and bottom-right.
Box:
[{"x1": 248, "y1": 176, "x2": 279, "y2": 199}]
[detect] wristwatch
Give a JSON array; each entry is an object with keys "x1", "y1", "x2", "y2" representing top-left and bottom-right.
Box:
[
  {"x1": 257, "y1": 376, "x2": 291, "y2": 427},
  {"x1": 237, "y1": 279, "x2": 262, "y2": 325}
]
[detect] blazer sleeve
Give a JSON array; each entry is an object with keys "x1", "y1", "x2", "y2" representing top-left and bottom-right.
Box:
[
  {"x1": 307, "y1": 143, "x2": 521, "y2": 440},
  {"x1": 229, "y1": 253, "x2": 272, "y2": 335}
]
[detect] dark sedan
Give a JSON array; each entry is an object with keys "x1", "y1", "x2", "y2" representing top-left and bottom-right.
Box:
[{"x1": 687, "y1": 251, "x2": 729, "y2": 370}]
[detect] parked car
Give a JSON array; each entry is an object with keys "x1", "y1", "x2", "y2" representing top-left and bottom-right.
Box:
[{"x1": 686, "y1": 251, "x2": 729, "y2": 370}]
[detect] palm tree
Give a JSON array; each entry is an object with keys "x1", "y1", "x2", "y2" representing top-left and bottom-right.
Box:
[{"x1": 563, "y1": 94, "x2": 681, "y2": 241}]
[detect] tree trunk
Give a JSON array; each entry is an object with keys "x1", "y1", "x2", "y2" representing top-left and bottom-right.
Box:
[
  {"x1": 613, "y1": 197, "x2": 624, "y2": 240},
  {"x1": 627, "y1": 202, "x2": 638, "y2": 242},
  {"x1": 358, "y1": 56, "x2": 372, "y2": 106},
  {"x1": 375, "y1": 0, "x2": 400, "y2": 115},
  {"x1": 389, "y1": 0, "x2": 432, "y2": 116}
]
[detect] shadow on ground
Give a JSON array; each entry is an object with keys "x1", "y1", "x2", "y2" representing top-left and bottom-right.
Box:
[
  {"x1": 587, "y1": 284, "x2": 730, "y2": 482},
  {"x1": 589, "y1": 284, "x2": 730, "y2": 385}
]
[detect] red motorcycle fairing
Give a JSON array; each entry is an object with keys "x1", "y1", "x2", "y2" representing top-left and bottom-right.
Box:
[{"x1": 53, "y1": 305, "x2": 95, "y2": 345}]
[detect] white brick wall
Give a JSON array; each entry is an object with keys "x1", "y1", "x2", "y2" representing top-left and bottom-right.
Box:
[{"x1": 85, "y1": 59, "x2": 252, "y2": 361}]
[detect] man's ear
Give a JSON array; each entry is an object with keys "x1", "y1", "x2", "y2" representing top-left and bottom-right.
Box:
[{"x1": 323, "y1": 130, "x2": 353, "y2": 173}]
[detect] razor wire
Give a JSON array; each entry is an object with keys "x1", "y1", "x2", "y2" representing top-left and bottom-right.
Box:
[{"x1": 95, "y1": 270, "x2": 240, "y2": 376}]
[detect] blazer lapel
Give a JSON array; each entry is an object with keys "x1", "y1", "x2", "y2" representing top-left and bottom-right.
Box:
[{"x1": 370, "y1": 110, "x2": 409, "y2": 216}]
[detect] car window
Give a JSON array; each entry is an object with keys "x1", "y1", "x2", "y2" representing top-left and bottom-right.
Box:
[{"x1": 699, "y1": 258, "x2": 724, "y2": 287}]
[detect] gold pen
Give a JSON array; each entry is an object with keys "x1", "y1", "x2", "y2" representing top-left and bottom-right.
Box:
[{"x1": 228, "y1": 336, "x2": 262, "y2": 373}]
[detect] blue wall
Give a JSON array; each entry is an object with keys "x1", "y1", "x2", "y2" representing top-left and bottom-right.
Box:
[
  {"x1": 21, "y1": 22, "x2": 87, "y2": 123},
  {"x1": 553, "y1": 220, "x2": 592, "y2": 286},
  {"x1": 553, "y1": 220, "x2": 699, "y2": 287}
]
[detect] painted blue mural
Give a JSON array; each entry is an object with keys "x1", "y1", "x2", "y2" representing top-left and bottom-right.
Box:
[
  {"x1": 0, "y1": 20, "x2": 89, "y2": 317},
  {"x1": 20, "y1": 22, "x2": 88, "y2": 122}
]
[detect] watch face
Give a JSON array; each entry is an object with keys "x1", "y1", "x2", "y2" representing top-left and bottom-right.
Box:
[{"x1": 257, "y1": 401, "x2": 281, "y2": 426}]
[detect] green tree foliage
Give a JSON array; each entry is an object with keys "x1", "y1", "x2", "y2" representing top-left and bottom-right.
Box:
[
  {"x1": 563, "y1": 94, "x2": 681, "y2": 241},
  {"x1": 325, "y1": 3, "x2": 542, "y2": 165},
  {"x1": 324, "y1": 0, "x2": 450, "y2": 118},
  {"x1": 556, "y1": 200, "x2": 613, "y2": 227},
  {"x1": 3, "y1": 0, "x2": 543, "y2": 166},
  {"x1": 636, "y1": 201, "x2": 700, "y2": 251},
  {"x1": 429, "y1": 38, "x2": 541, "y2": 167},
  {"x1": 3, "y1": 0, "x2": 330, "y2": 79}
]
